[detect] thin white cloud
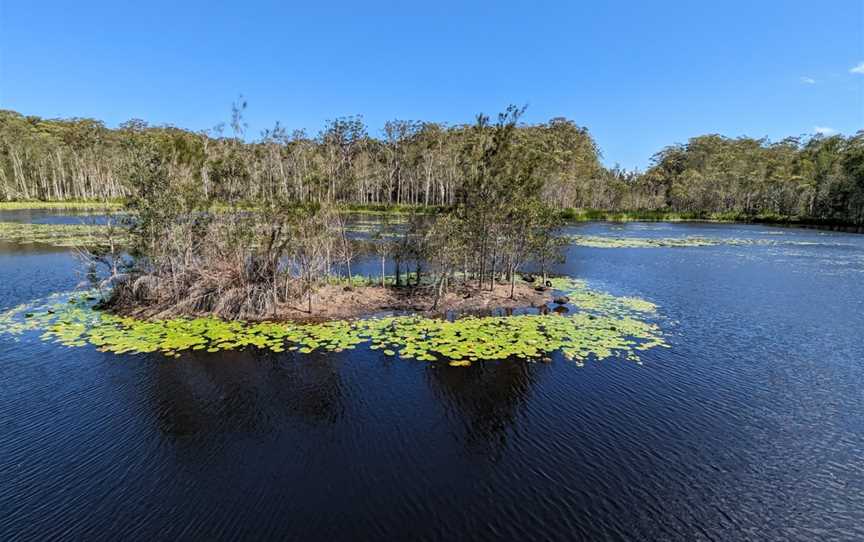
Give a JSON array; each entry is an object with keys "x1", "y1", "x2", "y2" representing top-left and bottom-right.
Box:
[
  {"x1": 814, "y1": 126, "x2": 838, "y2": 136},
  {"x1": 800, "y1": 76, "x2": 816, "y2": 84},
  {"x1": 850, "y1": 62, "x2": 864, "y2": 74}
]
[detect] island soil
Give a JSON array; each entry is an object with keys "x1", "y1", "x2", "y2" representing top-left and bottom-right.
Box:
[
  {"x1": 108, "y1": 281, "x2": 553, "y2": 322},
  {"x1": 292, "y1": 281, "x2": 552, "y2": 320}
]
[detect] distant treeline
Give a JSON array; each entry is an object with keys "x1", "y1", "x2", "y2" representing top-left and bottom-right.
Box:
[{"x1": 1, "y1": 108, "x2": 862, "y2": 224}]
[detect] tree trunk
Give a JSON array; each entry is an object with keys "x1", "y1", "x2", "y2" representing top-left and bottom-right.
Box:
[
  {"x1": 489, "y1": 251, "x2": 496, "y2": 292},
  {"x1": 433, "y1": 274, "x2": 446, "y2": 310}
]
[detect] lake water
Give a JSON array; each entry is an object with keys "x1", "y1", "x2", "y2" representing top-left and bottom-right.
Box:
[{"x1": 1, "y1": 216, "x2": 863, "y2": 541}]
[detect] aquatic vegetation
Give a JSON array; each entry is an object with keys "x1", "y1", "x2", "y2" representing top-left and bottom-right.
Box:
[
  {"x1": 0, "y1": 222, "x2": 820, "y2": 253},
  {"x1": 0, "y1": 278, "x2": 667, "y2": 366},
  {"x1": 562, "y1": 235, "x2": 851, "y2": 250},
  {"x1": 547, "y1": 277, "x2": 659, "y2": 316},
  {"x1": 563, "y1": 235, "x2": 766, "y2": 248},
  {"x1": 0, "y1": 222, "x2": 128, "y2": 247}
]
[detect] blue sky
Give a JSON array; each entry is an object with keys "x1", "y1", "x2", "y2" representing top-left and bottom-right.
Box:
[{"x1": 1, "y1": 0, "x2": 862, "y2": 169}]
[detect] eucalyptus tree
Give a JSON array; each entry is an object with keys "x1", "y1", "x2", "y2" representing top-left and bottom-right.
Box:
[
  {"x1": 455, "y1": 105, "x2": 548, "y2": 289},
  {"x1": 3, "y1": 106, "x2": 864, "y2": 225},
  {"x1": 319, "y1": 116, "x2": 367, "y2": 202}
]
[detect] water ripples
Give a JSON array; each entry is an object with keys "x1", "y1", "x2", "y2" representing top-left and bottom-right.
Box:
[{"x1": 1, "y1": 221, "x2": 864, "y2": 540}]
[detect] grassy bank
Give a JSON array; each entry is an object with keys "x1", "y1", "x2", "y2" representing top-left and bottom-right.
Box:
[
  {"x1": 342, "y1": 203, "x2": 441, "y2": 214},
  {"x1": 559, "y1": 209, "x2": 780, "y2": 222},
  {"x1": 559, "y1": 208, "x2": 863, "y2": 230},
  {"x1": 0, "y1": 200, "x2": 435, "y2": 215},
  {"x1": 1, "y1": 200, "x2": 859, "y2": 231},
  {"x1": 0, "y1": 200, "x2": 123, "y2": 211}
]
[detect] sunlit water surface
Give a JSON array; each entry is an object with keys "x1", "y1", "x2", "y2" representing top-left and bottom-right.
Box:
[{"x1": 1, "y1": 219, "x2": 863, "y2": 541}]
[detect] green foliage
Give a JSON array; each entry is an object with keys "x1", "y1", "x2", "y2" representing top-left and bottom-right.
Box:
[
  {"x1": 0, "y1": 108, "x2": 602, "y2": 210},
  {"x1": 644, "y1": 133, "x2": 864, "y2": 225},
  {"x1": 3, "y1": 108, "x2": 864, "y2": 225}
]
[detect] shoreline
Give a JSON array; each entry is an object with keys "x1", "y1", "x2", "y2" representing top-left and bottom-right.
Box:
[
  {"x1": 559, "y1": 210, "x2": 864, "y2": 232},
  {"x1": 1, "y1": 201, "x2": 861, "y2": 233}
]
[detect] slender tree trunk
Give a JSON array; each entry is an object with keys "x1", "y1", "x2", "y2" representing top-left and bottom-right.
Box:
[
  {"x1": 433, "y1": 273, "x2": 446, "y2": 310},
  {"x1": 478, "y1": 233, "x2": 486, "y2": 290},
  {"x1": 489, "y1": 249, "x2": 496, "y2": 292}
]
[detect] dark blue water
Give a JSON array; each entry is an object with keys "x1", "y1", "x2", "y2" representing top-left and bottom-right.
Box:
[
  {"x1": 1, "y1": 221, "x2": 863, "y2": 541},
  {"x1": 0, "y1": 209, "x2": 116, "y2": 225}
]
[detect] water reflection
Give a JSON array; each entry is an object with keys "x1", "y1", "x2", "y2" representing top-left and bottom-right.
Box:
[
  {"x1": 0, "y1": 209, "x2": 114, "y2": 225},
  {"x1": 146, "y1": 350, "x2": 346, "y2": 439},
  {"x1": 146, "y1": 344, "x2": 540, "y2": 463},
  {"x1": 426, "y1": 361, "x2": 537, "y2": 458},
  {"x1": 0, "y1": 240, "x2": 70, "y2": 255}
]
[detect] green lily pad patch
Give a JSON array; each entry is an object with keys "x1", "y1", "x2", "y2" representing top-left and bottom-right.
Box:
[{"x1": 0, "y1": 278, "x2": 667, "y2": 366}]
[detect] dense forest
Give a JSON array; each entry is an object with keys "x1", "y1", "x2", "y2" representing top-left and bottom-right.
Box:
[{"x1": 1, "y1": 107, "x2": 863, "y2": 224}]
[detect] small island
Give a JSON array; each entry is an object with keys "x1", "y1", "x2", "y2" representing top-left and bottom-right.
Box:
[{"x1": 87, "y1": 106, "x2": 566, "y2": 325}]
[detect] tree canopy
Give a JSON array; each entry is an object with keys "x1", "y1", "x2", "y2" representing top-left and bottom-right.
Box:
[{"x1": 1, "y1": 108, "x2": 862, "y2": 224}]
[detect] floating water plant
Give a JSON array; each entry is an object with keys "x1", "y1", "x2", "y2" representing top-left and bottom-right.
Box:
[
  {"x1": 0, "y1": 222, "x2": 816, "y2": 252},
  {"x1": 562, "y1": 235, "x2": 845, "y2": 249},
  {"x1": 563, "y1": 235, "x2": 752, "y2": 248},
  {"x1": 0, "y1": 222, "x2": 128, "y2": 247},
  {"x1": 0, "y1": 278, "x2": 667, "y2": 366}
]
